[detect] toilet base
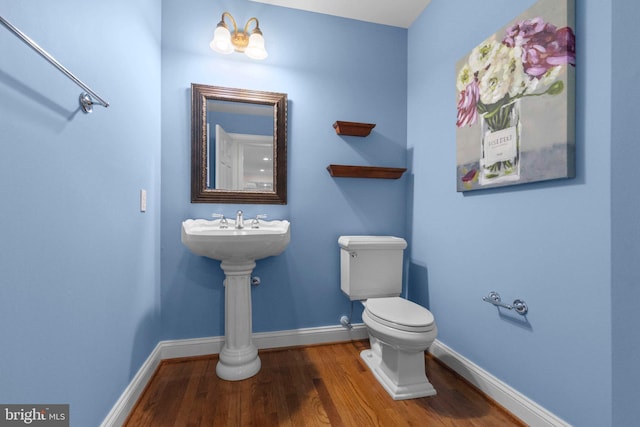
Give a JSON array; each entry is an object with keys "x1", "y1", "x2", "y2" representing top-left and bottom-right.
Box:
[{"x1": 361, "y1": 348, "x2": 436, "y2": 400}]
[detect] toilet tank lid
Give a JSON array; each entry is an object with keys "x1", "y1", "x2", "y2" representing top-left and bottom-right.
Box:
[{"x1": 338, "y1": 236, "x2": 407, "y2": 250}]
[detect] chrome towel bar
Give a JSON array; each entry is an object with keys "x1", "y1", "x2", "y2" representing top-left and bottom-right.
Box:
[
  {"x1": 482, "y1": 291, "x2": 528, "y2": 315},
  {"x1": 0, "y1": 15, "x2": 109, "y2": 113}
]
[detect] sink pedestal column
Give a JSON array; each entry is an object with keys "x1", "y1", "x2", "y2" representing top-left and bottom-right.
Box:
[{"x1": 216, "y1": 260, "x2": 261, "y2": 381}]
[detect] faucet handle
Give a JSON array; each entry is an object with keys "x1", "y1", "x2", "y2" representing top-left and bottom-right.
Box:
[
  {"x1": 212, "y1": 213, "x2": 229, "y2": 228},
  {"x1": 251, "y1": 214, "x2": 268, "y2": 229}
]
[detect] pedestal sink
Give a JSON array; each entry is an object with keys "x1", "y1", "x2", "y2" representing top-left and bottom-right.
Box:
[{"x1": 181, "y1": 218, "x2": 290, "y2": 381}]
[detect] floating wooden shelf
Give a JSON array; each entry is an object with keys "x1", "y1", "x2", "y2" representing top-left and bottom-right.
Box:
[
  {"x1": 333, "y1": 121, "x2": 376, "y2": 137},
  {"x1": 327, "y1": 164, "x2": 407, "y2": 179}
]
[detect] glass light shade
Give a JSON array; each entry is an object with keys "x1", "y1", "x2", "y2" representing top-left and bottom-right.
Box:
[
  {"x1": 210, "y1": 25, "x2": 234, "y2": 54},
  {"x1": 245, "y1": 33, "x2": 268, "y2": 60}
]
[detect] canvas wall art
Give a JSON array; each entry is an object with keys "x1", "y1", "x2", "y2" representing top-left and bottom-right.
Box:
[{"x1": 455, "y1": 0, "x2": 575, "y2": 192}]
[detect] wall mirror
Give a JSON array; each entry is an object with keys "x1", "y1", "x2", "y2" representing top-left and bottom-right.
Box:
[{"x1": 191, "y1": 84, "x2": 287, "y2": 204}]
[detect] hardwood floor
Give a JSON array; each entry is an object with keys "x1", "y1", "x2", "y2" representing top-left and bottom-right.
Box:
[{"x1": 125, "y1": 340, "x2": 525, "y2": 426}]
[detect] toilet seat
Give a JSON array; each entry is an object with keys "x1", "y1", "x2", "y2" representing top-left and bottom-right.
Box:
[{"x1": 365, "y1": 297, "x2": 435, "y2": 333}]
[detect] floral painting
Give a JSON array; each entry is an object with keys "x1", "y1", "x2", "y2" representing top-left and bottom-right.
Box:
[{"x1": 455, "y1": 0, "x2": 575, "y2": 191}]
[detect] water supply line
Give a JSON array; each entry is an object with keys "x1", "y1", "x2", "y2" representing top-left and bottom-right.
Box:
[{"x1": 340, "y1": 301, "x2": 355, "y2": 329}]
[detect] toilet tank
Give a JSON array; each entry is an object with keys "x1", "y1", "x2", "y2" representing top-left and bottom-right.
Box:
[{"x1": 339, "y1": 236, "x2": 407, "y2": 301}]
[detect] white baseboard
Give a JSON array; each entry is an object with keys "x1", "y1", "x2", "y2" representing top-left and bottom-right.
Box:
[
  {"x1": 428, "y1": 340, "x2": 571, "y2": 427},
  {"x1": 100, "y1": 324, "x2": 368, "y2": 427},
  {"x1": 99, "y1": 344, "x2": 163, "y2": 427},
  {"x1": 101, "y1": 327, "x2": 567, "y2": 427}
]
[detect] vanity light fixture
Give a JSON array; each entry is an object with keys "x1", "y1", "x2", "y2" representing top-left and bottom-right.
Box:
[{"x1": 210, "y1": 12, "x2": 268, "y2": 60}]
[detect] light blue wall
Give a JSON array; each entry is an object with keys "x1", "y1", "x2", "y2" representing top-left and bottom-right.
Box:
[
  {"x1": 408, "y1": 1, "x2": 617, "y2": 426},
  {"x1": 611, "y1": 1, "x2": 640, "y2": 426},
  {"x1": 160, "y1": 0, "x2": 408, "y2": 339},
  {"x1": 0, "y1": 1, "x2": 162, "y2": 425}
]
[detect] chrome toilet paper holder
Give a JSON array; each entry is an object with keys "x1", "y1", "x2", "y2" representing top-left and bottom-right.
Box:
[{"x1": 482, "y1": 291, "x2": 528, "y2": 315}]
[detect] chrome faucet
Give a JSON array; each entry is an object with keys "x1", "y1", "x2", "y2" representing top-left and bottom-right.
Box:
[{"x1": 235, "y1": 210, "x2": 244, "y2": 229}]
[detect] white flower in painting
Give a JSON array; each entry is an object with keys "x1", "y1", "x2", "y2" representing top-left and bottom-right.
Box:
[
  {"x1": 468, "y1": 37, "x2": 499, "y2": 76},
  {"x1": 479, "y1": 47, "x2": 510, "y2": 104},
  {"x1": 504, "y1": 46, "x2": 527, "y2": 97},
  {"x1": 456, "y1": 63, "x2": 474, "y2": 93}
]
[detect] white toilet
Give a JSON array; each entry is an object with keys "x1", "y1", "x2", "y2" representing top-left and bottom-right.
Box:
[{"x1": 339, "y1": 235, "x2": 437, "y2": 400}]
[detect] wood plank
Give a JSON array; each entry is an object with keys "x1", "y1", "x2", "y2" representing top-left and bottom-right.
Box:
[
  {"x1": 124, "y1": 341, "x2": 525, "y2": 426},
  {"x1": 333, "y1": 121, "x2": 376, "y2": 137},
  {"x1": 326, "y1": 164, "x2": 407, "y2": 179}
]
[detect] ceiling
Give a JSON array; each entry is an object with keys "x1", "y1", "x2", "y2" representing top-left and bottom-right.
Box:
[{"x1": 250, "y1": 0, "x2": 432, "y2": 28}]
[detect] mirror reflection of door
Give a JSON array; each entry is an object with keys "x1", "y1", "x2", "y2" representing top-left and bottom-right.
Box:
[
  {"x1": 213, "y1": 124, "x2": 273, "y2": 191},
  {"x1": 214, "y1": 124, "x2": 235, "y2": 189},
  {"x1": 206, "y1": 99, "x2": 274, "y2": 191}
]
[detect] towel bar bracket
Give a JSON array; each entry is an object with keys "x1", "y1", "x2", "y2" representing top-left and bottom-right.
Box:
[{"x1": 80, "y1": 92, "x2": 98, "y2": 114}]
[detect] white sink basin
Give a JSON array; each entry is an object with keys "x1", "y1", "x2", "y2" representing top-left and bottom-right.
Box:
[{"x1": 181, "y1": 218, "x2": 291, "y2": 262}]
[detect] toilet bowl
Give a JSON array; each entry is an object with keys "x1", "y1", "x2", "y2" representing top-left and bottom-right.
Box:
[
  {"x1": 338, "y1": 235, "x2": 437, "y2": 400},
  {"x1": 360, "y1": 297, "x2": 437, "y2": 400}
]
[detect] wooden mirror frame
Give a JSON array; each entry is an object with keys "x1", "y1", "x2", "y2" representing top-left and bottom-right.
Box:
[{"x1": 191, "y1": 84, "x2": 287, "y2": 204}]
